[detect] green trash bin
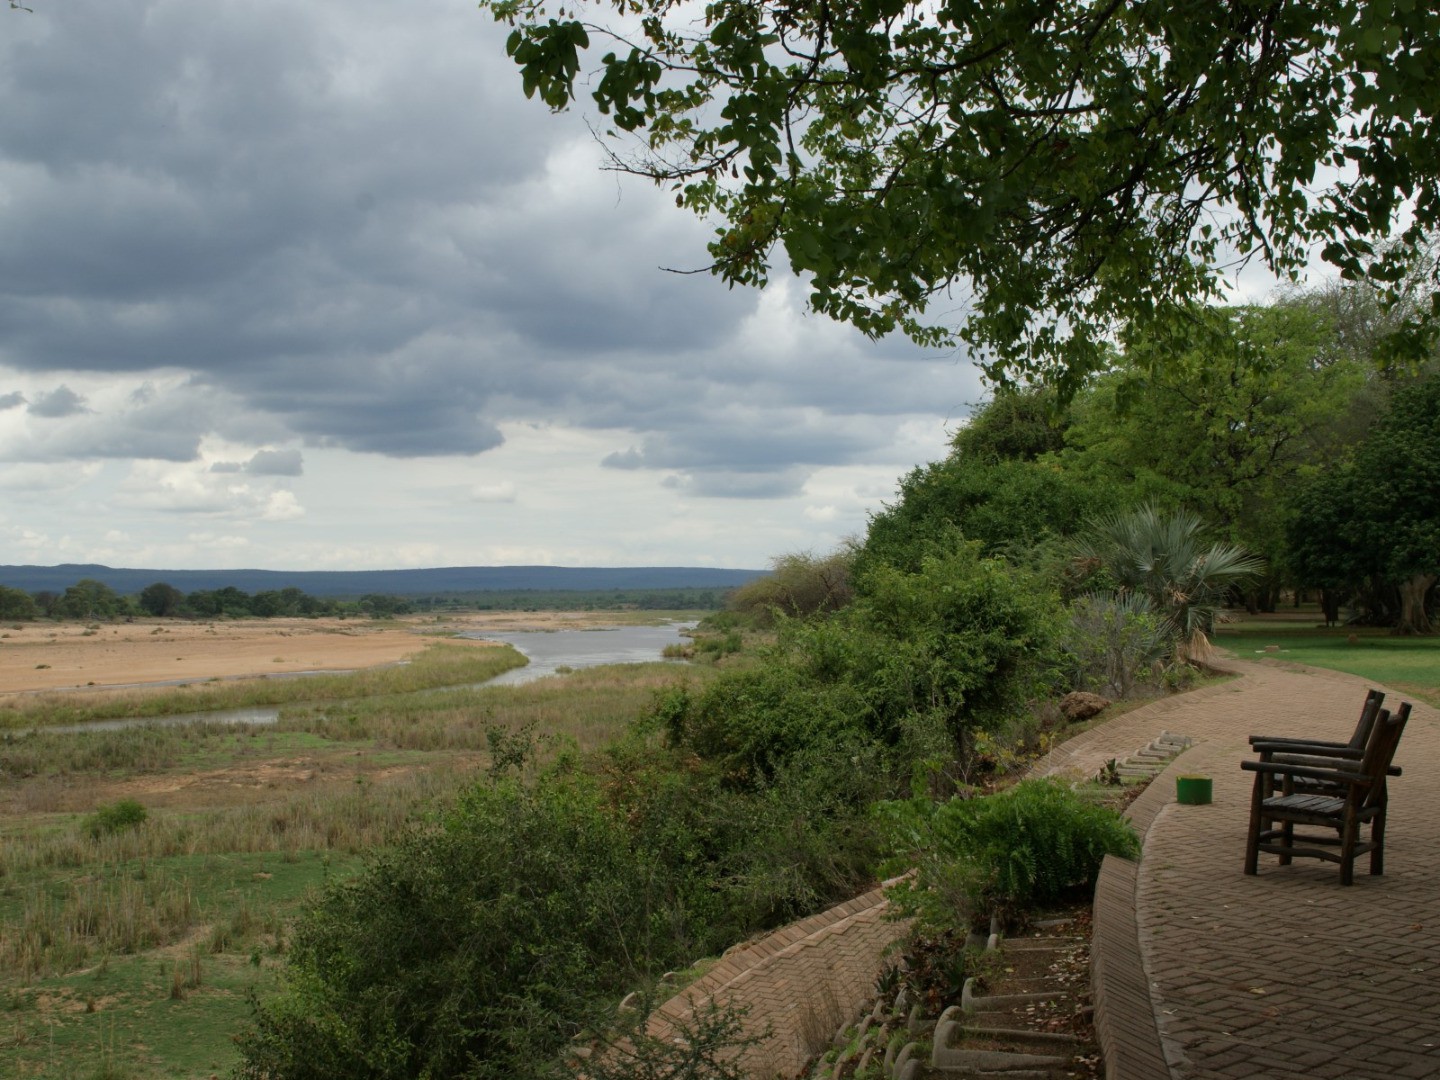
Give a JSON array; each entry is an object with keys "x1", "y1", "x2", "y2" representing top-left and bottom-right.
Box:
[{"x1": 1176, "y1": 775, "x2": 1213, "y2": 805}]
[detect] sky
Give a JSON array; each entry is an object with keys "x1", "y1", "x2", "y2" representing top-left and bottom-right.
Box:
[{"x1": 0, "y1": 0, "x2": 993, "y2": 572}]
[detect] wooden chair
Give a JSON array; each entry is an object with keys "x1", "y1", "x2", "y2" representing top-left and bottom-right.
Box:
[
  {"x1": 1242, "y1": 702, "x2": 1410, "y2": 885},
  {"x1": 1247, "y1": 689, "x2": 1390, "y2": 797},
  {"x1": 1248, "y1": 688, "x2": 1384, "y2": 755}
]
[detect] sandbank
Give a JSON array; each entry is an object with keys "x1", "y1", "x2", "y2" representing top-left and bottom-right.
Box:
[{"x1": 0, "y1": 611, "x2": 631, "y2": 696}]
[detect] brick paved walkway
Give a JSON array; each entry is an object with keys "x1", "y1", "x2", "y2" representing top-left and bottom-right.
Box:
[{"x1": 1043, "y1": 657, "x2": 1440, "y2": 1080}]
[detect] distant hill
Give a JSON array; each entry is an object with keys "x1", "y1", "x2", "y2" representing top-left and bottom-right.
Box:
[{"x1": 0, "y1": 563, "x2": 767, "y2": 598}]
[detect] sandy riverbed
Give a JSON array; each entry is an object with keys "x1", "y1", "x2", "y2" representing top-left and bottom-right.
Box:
[{"x1": 0, "y1": 611, "x2": 627, "y2": 696}]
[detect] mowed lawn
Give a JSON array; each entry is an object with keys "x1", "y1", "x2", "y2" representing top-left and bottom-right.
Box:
[{"x1": 1215, "y1": 615, "x2": 1440, "y2": 708}]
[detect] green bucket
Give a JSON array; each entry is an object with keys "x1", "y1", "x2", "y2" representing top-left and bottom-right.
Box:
[{"x1": 1176, "y1": 775, "x2": 1213, "y2": 805}]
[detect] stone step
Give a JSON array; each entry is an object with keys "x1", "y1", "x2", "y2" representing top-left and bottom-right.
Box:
[
  {"x1": 961, "y1": 976, "x2": 1065, "y2": 1013},
  {"x1": 929, "y1": 1068, "x2": 1072, "y2": 1079},
  {"x1": 962, "y1": 1025, "x2": 1083, "y2": 1047}
]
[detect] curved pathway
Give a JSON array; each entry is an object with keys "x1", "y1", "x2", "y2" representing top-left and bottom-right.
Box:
[{"x1": 1043, "y1": 657, "x2": 1440, "y2": 1080}]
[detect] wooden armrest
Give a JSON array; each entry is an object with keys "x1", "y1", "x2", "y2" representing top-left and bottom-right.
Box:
[
  {"x1": 1261, "y1": 753, "x2": 1402, "y2": 777},
  {"x1": 1247, "y1": 734, "x2": 1350, "y2": 749},
  {"x1": 1240, "y1": 759, "x2": 1369, "y2": 784},
  {"x1": 1250, "y1": 741, "x2": 1362, "y2": 758}
]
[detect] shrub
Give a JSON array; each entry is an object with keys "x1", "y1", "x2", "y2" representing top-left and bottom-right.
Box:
[
  {"x1": 725, "y1": 550, "x2": 854, "y2": 627},
  {"x1": 881, "y1": 779, "x2": 1139, "y2": 926},
  {"x1": 84, "y1": 799, "x2": 148, "y2": 839},
  {"x1": 235, "y1": 775, "x2": 696, "y2": 1080},
  {"x1": 673, "y1": 540, "x2": 1063, "y2": 788},
  {"x1": 1061, "y1": 592, "x2": 1166, "y2": 697}
]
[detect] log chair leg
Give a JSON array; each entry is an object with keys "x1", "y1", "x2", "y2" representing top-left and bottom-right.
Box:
[
  {"x1": 1370, "y1": 804, "x2": 1387, "y2": 876},
  {"x1": 1244, "y1": 776, "x2": 1264, "y2": 875},
  {"x1": 1340, "y1": 810, "x2": 1359, "y2": 886}
]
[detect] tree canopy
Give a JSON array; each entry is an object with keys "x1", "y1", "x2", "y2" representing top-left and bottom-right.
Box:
[
  {"x1": 484, "y1": 0, "x2": 1440, "y2": 388},
  {"x1": 1289, "y1": 370, "x2": 1440, "y2": 633}
]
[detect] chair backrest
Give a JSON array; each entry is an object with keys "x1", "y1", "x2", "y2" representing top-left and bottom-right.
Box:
[
  {"x1": 1357, "y1": 703, "x2": 1410, "y2": 809},
  {"x1": 1347, "y1": 689, "x2": 1387, "y2": 750}
]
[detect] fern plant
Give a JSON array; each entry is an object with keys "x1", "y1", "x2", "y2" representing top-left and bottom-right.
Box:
[{"x1": 882, "y1": 779, "x2": 1139, "y2": 926}]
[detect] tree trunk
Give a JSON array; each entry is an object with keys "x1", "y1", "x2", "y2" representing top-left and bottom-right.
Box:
[{"x1": 1395, "y1": 573, "x2": 1437, "y2": 635}]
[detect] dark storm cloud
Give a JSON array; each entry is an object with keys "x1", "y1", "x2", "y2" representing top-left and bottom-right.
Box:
[{"x1": 0, "y1": 0, "x2": 980, "y2": 484}]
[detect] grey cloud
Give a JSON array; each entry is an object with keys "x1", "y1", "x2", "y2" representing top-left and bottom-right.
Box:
[
  {"x1": 0, "y1": 0, "x2": 981, "y2": 478},
  {"x1": 602, "y1": 418, "x2": 877, "y2": 474},
  {"x1": 601, "y1": 448, "x2": 645, "y2": 470},
  {"x1": 210, "y1": 461, "x2": 244, "y2": 474},
  {"x1": 246, "y1": 449, "x2": 304, "y2": 476},
  {"x1": 37, "y1": 423, "x2": 199, "y2": 462},
  {"x1": 28, "y1": 385, "x2": 89, "y2": 418},
  {"x1": 662, "y1": 468, "x2": 811, "y2": 500},
  {"x1": 0, "y1": 392, "x2": 25, "y2": 409}
]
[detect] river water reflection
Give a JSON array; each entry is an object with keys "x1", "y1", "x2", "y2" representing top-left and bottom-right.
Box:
[
  {"x1": 28, "y1": 622, "x2": 695, "y2": 734},
  {"x1": 458, "y1": 622, "x2": 695, "y2": 686}
]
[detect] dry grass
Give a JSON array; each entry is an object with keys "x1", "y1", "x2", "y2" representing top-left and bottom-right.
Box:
[{"x1": 0, "y1": 654, "x2": 718, "y2": 986}]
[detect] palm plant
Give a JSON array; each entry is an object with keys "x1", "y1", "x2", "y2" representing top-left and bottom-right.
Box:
[{"x1": 1072, "y1": 504, "x2": 1265, "y2": 661}]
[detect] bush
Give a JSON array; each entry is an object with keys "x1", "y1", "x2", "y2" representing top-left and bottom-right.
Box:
[
  {"x1": 725, "y1": 550, "x2": 854, "y2": 627},
  {"x1": 881, "y1": 779, "x2": 1139, "y2": 926},
  {"x1": 671, "y1": 540, "x2": 1063, "y2": 790},
  {"x1": 85, "y1": 799, "x2": 148, "y2": 839},
  {"x1": 235, "y1": 774, "x2": 696, "y2": 1080},
  {"x1": 1061, "y1": 592, "x2": 1166, "y2": 697},
  {"x1": 236, "y1": 742, "x2": 885, "y2": 1080},
  {"x1": 673, "y1": 657, "x2": 872, "y2": 784}
]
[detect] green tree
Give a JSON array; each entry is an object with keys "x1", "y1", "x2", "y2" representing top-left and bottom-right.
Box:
[
  {"x1": 1062, "y1": 303, "x2": 1371, "y2": 606},
  {"x1": 1286, "y1": 469, "x2": 1365, "y2": 626},
  {"x1": 1350, "y1": 373, "x2": 1440, "y2": 633},
  {"x1": 859, "y1": 453, "x2": 1107, "y2": 575},
  {"x1": 949, "y1": 386, "x2": 1073, "y2": 465},
  {"x1": 1289, "y1": 371, "x2": 1440, "y2": 633},
  {"x1": 358, "y1": 594, "x2": 413, "y2": 618},
  {"x1": 0, "y1": 585, "x2": 37, "y2": 620},
  {"x1": 725, "y1": 549, "x2": 854, "y2": 627},
  {"x1": 57, "y1": 578, "x2": 123, "y2": 619},
  {"x1": 483, "y1": 0, "x2": 1440, "y2": 386},
  {"x1": 186, "y1": 586, "x2": 252, "y2": 617},
  {"x1": 137, "y1": 582, "x2": 185, "y2": 617}
]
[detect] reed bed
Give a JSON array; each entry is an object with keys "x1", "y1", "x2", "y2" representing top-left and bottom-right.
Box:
[
  {"x1": 1, "y1": 766, "x2": 479, "y2": 877},
  {"x1": 277, "y1": 660, "x2": 713, "y2": 753}
]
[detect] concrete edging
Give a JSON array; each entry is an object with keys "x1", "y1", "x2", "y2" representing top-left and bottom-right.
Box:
[
  {"x1": 1092, "y1": 854, "x2": 1170, "y2": 1080},
  {"x1": 1090, "y1": 734, "x2": 1191, "y2": 1080}
]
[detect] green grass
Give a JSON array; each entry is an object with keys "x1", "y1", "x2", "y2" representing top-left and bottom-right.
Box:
[
  {"x1": 1214, "y1": 622, "x2": 1440, "y2": 707},
  {"x1": 0, "y1": 850, "x2": 371, "y2": 1078}
]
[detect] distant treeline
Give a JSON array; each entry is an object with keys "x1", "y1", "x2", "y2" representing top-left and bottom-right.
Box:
[
  {"x1": 0, "y1": 578, "x2": 731, "y2": 621},
  {"x1": 0, "y1": 563, "x2": 764, "y2": 597}
]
